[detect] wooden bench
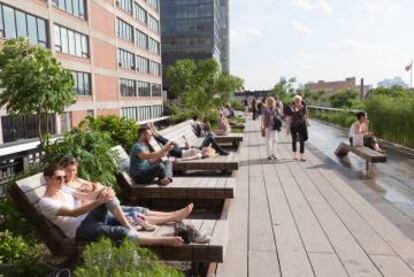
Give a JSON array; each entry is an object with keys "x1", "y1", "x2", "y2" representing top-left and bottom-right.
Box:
[
  {"x1": 158, "y1": 120, "x2": 243, "y2": 149},
  {"x1": 112, "y1": 144, "x2": 238, "y2": 175},
  {"x1": 8, "y1": 173, "x2": 229, "y2": 271},
  {"x1": 111, "y1": 146, "x2": 235, "y2": 211},
  {"x1": 147, "y1": 136, "x2": 239, "y2": 174},
  {"x1": 335, "y1": 142, "x2": 387, "y2": 171}
]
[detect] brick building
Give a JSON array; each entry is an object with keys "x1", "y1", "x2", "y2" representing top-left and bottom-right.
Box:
[
  {"x1": 0, "y1": 0, "x2": 163, "y2": 145},
  {"x1": 305, "y1": 77, "x2": 371, "y2": 95}
]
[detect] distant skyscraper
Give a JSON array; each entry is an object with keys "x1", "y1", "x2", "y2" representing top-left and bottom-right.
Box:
[{"x1": 160, "y1": 0, "x2": 229, "y2": 88}]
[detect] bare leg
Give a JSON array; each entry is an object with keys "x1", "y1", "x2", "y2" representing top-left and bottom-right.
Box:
[
  {"x1": 110, "y1": 205, "x2": 134, "y2": 229},
  {"x1": 145, "y1": 204, "x2": 193, "y2": 225},
  {"x1": 135, "y1": 235, "x2": 183, "y2": 247},
  {"x1": 146, "y1": 203, "x2": 194, "y2": 217}
]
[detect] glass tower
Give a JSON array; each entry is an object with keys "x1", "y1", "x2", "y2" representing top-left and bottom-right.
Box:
[{"x1": 160, "y1": 0, "x2": 229, "y2": 88}]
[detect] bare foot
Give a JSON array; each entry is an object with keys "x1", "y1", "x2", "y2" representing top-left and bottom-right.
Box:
[
  {"x1": 159, "y1": 178, "x2": 172, "y2": 186},
  {"x1": 293, "y1": 153, "x2": 299, "y2": 160},
  {"x1": 174, "y1": 203, "x2": 194, "y2": 221},
  {"x1": 164, "y1": 237, "x2": 184, "y2": 247}
]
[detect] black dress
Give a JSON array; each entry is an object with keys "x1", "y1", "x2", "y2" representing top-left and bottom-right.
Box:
[{"x1": 290, "y1": 106, "x2": 308, "y2": 153}]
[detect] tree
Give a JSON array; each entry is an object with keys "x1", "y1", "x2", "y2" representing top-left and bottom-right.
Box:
[
  {"x1": 270, "y1": 77, "x2": 296, "y2": 103},
  {"x1": 0, "y1": 37, "x2": 76, "y2": 154},
  {"x1": 328, "y1": 89, "x2": 359, "y2": 108},
  {"x1": 166, "y1": 59, "x2": 244, "y2": 119}
]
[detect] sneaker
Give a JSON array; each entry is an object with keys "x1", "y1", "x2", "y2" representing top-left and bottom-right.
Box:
[
  {"x1": 220, "y1": 151, "x2": 230, "y2": 156},
  {"x1": 271, "y1": 155, "x2": 278, "y2": 160},
  {"x1": 268, "y1": 156, "x2": 272, "y2": 160},
  {"x1": 300, "y1": 155, "x2": 307, "y2": 162}
]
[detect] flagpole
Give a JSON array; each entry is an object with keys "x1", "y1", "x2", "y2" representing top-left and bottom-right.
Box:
[{"x1": 411, "y1": 58, "x2": 413, "y2": 88}]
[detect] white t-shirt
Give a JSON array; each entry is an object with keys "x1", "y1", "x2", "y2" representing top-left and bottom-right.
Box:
[
  {"x1": 349, "y1": 122, "x2": 359, "y2": 138},
  {"x1": 182, "y1": 148, "x2": 203, "y2": 159},
  {"x1": 38, "y1": 187, "x2": 87, "y2": 239}
]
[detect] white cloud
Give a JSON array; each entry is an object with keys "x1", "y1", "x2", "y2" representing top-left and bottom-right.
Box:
[
  {"x1": 355, "y1": 0, "x2": 403, "y2": 18},
  {"x1": 332, "y1": 39, "x2": 400, "y2": 55},
  {"x1": 291, "y1": 0, "x2": 333, "y2": 16},
  {"x1": 290, "y1": 19, "x2": 312, "y2": 37},
  {"x1": 230, "y1": 27, "x2": 263, "y2": 48}
]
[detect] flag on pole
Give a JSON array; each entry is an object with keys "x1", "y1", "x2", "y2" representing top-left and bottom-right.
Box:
[{"x1": 405, "y1": 61, "x2": 412, "y2": 71}]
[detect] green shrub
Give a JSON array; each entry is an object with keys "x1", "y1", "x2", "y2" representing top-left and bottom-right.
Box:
[
  {"x1": 80, "y1": 115, "x2": 139, "y2": 151},
  {"x1": 0, "y1": 199, "x2": 35, "y2": 241},
  {"x1": 74, "y1": 239, "x2": 183, "y2": 277},
  {"x1": 0, "y1": 231, "x2": 46, "y2": 277},
  {"x1": 365, "y1": 94, "x2": 414, "y2": 147},
  {"x1": 45, "y1": 129, "x2": 118, "y2": 186}
]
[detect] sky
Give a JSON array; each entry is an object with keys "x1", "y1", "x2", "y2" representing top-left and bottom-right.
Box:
[{"x1": 230, "y1": 0, "x2": 414, "y2": 90}]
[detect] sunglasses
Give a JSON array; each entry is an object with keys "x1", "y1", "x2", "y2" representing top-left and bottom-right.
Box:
[{"x1": 54, "y1": 175, "x2": 66, "y2": 181}]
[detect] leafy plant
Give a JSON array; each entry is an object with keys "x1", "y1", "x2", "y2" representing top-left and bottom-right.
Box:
[
  {"x1": 0, "y1": 231, "x2": 46, "y2": 277},
  {"x1": 0, "y1": 37, "x2": 76, "y2": 155},
  {"x1": 74, "y1": 238, "x2": 183, "y2": 277},
  {"x1": 80, "y1": 115, "x2": 139, "y2": 151},
  {"x1": 0, "y1": 199, "x2": 36, "y2": 242},
  {"x1": 166, "y1": 59, "x2": 244, "y2": 119},
  {"x1": 45, "y1": 129, "x2": 118, "y2": 186},
  {"x1": 270, "y1": 77, "x2": 297, "y2": 103},
  {"x1": 328, "y1": 89, "x2": 361, "y2": 108}
]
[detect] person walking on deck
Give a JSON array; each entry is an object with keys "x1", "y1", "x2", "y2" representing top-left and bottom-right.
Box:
[
  {"x1": 261, "y1": 97, "x2": 283, "y2": 160},
  {"x1": 252, "y1": 98, "x2": 258, "y2": 120},
  {"x1": 289, "y1": 95, "x2": 308, "y2": 161}
]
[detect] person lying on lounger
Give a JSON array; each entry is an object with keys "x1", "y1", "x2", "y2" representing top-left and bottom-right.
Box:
[
  {"x1": 148, "y1": 123, "x2": 217, "y2": 161},
  {"x1": 38, "y1": 164, "x2": 185, "y2": 246},
  {"x1": 59, "y1": 156, "x2": 201, "y2": 233}
]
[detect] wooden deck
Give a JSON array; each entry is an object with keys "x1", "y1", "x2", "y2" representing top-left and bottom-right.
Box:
[{"x1": 217, "y1": 118, "x2": 414, "y2": 277}]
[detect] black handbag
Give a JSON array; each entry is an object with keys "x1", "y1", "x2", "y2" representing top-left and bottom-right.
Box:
[{"x1": 271, "y1": 109, "x2": 282, "y2": 131}]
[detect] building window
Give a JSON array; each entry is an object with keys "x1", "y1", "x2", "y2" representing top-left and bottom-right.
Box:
[
  {"x1": 149, "y1": 61, "x2": 161, "y2": 76},
  {"x1": 148, "y1": 15, "x2": 159, "y2": 34},
  {"x1": 120, "y1": 78, "x2": 136, "y2": 97},
  {"x1": 147, "y1": 0, "x2": 159, "y2": 12},
  {"x1": 136, "y1": 55, "x2": 149, "y2": 73},
  {"x1": 135, "y1": 29, "x2": 148, "y2": 49},
  {"x1": 0, "y1": 4, "x2": 48, "y2": 47},
  {"x1": 138, "y1": 106, "x2": 152, "y2": 121},
  {"x1": 117, "y1": 17, "x2": 134, "y2": 43},
  {"x1": 117, "y1": 48, "x2": 135, "y2": 70},
  {"x1": 52, "y1": 0, "x2": 87, "y2": 19},
  {"x1": 60, "y1": 111, "x2": 72, "y2": 133},
  {"x1": 87, "y1": 109, "x2": 94, "y2": 117},
  {"x1": 148, "y1": 37, "x2": 160, "y2": 55},
  {"x1": 121, "y1": 107, "x2": 138, "y2": 121},
  {"x1": 116, "y1": 0, "x2": 132, "y2": 14},
  {"x1": 151, "y1": 83, "x2": 162, "y2": 97},
  {"x1": 72, "y1": 71, "x2": 91, "y2": 96},
  {"x1": 133, "y1": 2, "x2": 147, "y2": 24},
  {"x1": 152, "y1": 105, "x2": 163, "y2": 118},
  {"x1": 54, "y1": 24, "x2": 89, "y2": 58},
  {"x1": 137, "y1": 81, "x2": 150, "y2": 97},
  {"x1": 1, "y1": 114, "x2": 56, "y2": 143}
]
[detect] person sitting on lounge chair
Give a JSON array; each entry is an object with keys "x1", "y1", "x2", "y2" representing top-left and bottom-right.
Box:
[
  {"x1": 191, "y1": 116, "x2": 230, "y2": 156},
  {"x1": 38, "y1": 164, "x2": 184, "y2": 246},
  {"x1": 130, "y1": 126, "x2": 175, "y2": 185},
  {"x1": 215, "y1": 111, "x2": 231, "y2": 136},
  {"x1": 148, "y1": 123, "x2": 216, "y2": 161},
  {"x1": 60, "y1": 156, "x2": 198, "y2": 231}
]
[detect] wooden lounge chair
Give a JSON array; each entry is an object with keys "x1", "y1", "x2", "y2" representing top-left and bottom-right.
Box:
[
  {"x1": 157, "y1": 120, "x2": 243, "y2": 149},
  {"x1": 335, "y1": 142, "x2": 387, "y2": 171},
  {"x1": 111, "y1": 146, "x2": 235, "y2": 211},
  {"x1": 147, "y1": 137, "x2": 239, "y2": 174},
  {"x1": 8, "y1": 173, "x2": 229, "y2": 271}
]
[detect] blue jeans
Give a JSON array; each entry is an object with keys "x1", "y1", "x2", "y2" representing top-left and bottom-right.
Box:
[
  {"x1": 153, "y1": 134, "x2": 183, "y2": 158},
  {"x1": 200, "y1": 133, "x2": 227, "y2": 155},
  {"x1": 133, "y1": 161, "x2": 173, "y2": 184},
  {"x1": 75, "y1": 204, "x2": 131, "y2": 242}
]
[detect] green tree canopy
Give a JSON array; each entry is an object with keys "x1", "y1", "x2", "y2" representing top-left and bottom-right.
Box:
[
  {"x1": 328, "y1": 89, "x2": 360, "y2": 108},
  {"x1": 166, "y1": 59, "x2": 244, "y2": 119},
  {"x1": 0, "y1": 37, "x2": 76, "y2": 151},
  {"x1": 270, "y1": 77, "x2": 297, "y2": 103}
]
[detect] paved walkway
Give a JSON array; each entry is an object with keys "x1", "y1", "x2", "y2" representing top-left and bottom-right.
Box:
[{"x1": 216, "y1": 118, "x2": 414, "y2": 277}]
